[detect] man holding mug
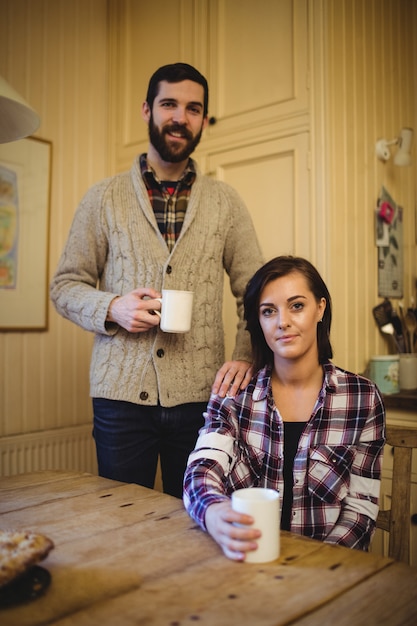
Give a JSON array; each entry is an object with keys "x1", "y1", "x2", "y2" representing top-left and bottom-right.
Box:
[{"x1": 50, "y1": 63, "x2": 263, "y2": 498}]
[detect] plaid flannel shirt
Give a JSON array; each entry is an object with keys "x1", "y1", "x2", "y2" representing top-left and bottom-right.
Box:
[
  {"x1": 183, "y1": 361, "x2": 386, "y2": 550},
  {"x1": 140, "y1": 154, "x2": 196, "y2": 252}
]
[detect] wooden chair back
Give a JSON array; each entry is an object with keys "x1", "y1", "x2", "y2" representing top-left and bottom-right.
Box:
[{"x1": 376, "y1": 424, "x2": 417, "y2": 564}]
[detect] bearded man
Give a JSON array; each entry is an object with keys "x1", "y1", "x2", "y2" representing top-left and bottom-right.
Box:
[{"x1": 50, "y1": 63, "x2": 263, "y2": 498}]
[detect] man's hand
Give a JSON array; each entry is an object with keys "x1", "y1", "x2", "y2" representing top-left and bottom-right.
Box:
[
  {"x1": 205, "y1": 500, "x2": 260, "y2": 561},
  {"x1": 107, "y1": 287, "x2": 162, "y2": 333},
  {"x1": 211, "y1": 360, "x2": 253, "y2": 398}
]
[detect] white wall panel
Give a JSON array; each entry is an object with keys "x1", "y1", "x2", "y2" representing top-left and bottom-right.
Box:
[
  {"x1": 207, "y1": 0, "x2": 308, "y2": 135},
  {"x1": 207, "y1": 133, "x2": 310, "y2": 359}
]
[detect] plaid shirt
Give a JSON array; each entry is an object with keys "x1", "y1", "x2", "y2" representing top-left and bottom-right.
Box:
[
  {"x1": 184, "y1": 361, "x2": 386, "y2": 550},
  {"x1": 140, "y1": 154, "x2": 196, "y2": 252}
]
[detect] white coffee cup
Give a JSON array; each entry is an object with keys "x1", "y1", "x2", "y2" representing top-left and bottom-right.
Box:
[
  {"x1": 231, "y1": 487, "x2": 280, "y2": 563},
  {"x1": 155, "y1": 289, "x2": 194, "y2": 333}
]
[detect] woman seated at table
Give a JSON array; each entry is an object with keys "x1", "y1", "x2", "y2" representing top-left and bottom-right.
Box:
[{"x1": 183, "y1": 256, "x2": 386, "y2": 561}]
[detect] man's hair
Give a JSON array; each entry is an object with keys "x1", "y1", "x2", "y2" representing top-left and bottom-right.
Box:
[
  {"x1": 244, "y1": 255, "x2": 333, "y2": 373},
  {"x1": 146, "y1": 63, "x2": 209, "y2": 116}
]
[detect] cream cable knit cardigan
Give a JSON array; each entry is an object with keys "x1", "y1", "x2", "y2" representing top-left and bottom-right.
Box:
[{"x1": 50, "y1": 157, "x2": 263, "y2": 407}]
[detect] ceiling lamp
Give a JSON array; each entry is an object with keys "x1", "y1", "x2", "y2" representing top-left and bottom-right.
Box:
[{"x1": 0, "y1": 75, "x2": 40, "y2": 143}]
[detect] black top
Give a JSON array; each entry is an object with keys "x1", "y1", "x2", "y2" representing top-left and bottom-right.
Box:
[{"x1": 281, "y1": 421, "x2": 307, "y2": 531}]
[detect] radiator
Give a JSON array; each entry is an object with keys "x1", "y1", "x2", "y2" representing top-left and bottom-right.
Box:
[{"x1": 0, "y1": 424, "x2": 98, "y2": 477}]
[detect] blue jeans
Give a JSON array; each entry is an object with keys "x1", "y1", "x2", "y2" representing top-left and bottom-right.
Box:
[{"x1": 92, "y1": 398, "x2": 206, "y2": 499}]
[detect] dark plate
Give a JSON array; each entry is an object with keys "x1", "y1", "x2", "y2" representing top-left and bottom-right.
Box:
[{"x1": 0, "y1": 565, "x2": 51, "y2": 608}]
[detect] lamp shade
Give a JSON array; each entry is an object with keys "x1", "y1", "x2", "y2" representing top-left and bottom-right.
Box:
[{"x1": 0, "y1": 75, "x2": 40, "y2": 143}]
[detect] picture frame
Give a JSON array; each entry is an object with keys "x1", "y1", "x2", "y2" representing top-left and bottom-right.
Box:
[{"x1": 0, "y1": 136, "x2": 52, "y2": 330}]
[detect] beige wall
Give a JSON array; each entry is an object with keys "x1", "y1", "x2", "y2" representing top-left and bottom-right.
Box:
[
  {"x1": 0, "y1": 0, "x2": 415, "y2": 471},
  {"x1": 0, "y1": 0, "x2": 108, "y2": 442},
  {"x1": 323, "y1": 0, "x2": 417, "y2": 373}
]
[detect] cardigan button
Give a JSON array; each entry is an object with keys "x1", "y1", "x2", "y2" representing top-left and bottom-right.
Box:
[
  {"x1": 139, "y1": 391, "x2": 148, "y2": 401},
  {"x1": 157, "y1": 349, "x2": 164, "y2": 358},
  {"x1": 166, "y1": 265, "x2": 172, "y2": 274}
]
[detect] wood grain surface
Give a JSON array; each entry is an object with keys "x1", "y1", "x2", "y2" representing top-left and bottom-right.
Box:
[{"x1": 1, "y1": 471, "x2": 416, "y2": 625}]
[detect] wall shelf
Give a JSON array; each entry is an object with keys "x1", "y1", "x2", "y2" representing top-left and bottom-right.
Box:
[{"x1": 383, "y1": 390, "x2": 417, "y2": 413}]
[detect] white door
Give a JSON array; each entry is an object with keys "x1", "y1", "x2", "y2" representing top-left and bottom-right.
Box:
[{"x1": 206, "y1": 132, "x2": 310, "y2": 359}]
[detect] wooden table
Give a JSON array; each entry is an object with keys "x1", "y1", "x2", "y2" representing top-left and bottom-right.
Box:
[{"x1": 1, "y1": 471, "x2": 416, "y2": 625}]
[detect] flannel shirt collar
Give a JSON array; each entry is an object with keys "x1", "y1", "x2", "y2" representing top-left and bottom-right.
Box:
[
  {"x1": 139, "y1": 153, "x2": 196, "y2": 188},
  {"x1": 252, "y1": 361, "x2": 337, "y2": 403}
]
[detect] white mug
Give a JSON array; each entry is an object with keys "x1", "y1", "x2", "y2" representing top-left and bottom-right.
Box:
[
  {"x1": 399, "y1": 354, "x2": 417, "y2": 390},
  {"x1": 231, "y1": 487, "x2": 280, "y2": 563},
  {"x1": 155, "y1": 289, "x2": 194, "y2": 333}
]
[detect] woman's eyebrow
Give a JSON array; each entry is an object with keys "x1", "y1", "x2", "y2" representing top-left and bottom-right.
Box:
[
  {"x1": 259, "y1": 295, "x2": 306, "y2": 304},
  {"x1": 287, "y1": 294, "x2": 307, "y2": 302}
]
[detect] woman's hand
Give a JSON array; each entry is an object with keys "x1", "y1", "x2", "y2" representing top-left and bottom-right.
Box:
[{"x1": 204, "y1": 500, "x2": 261, "y2": 561}]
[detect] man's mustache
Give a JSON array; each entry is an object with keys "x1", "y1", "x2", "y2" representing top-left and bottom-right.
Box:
[{"x1": 163, "y1": 124, "x2": 193, "y2": 140}]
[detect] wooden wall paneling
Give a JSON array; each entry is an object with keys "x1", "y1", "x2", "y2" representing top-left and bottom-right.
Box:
[
  {"x1": 206, "y1": 0, "x2": 308, "y2": 141},
  {"x1": 307, "y1": 0, "x2": 330, "y2": 275},
  {"x1": 0, "y1": 0, "x2": 414, "y2": 475},
  {"x1": 22, "y1": 334, "x2": 41, "y2": 431},
  {"x1": 324, "y1": 0, "x2": 416, "y2": 374},
  {"x1": 207, "y1": 133, "x2": 310, "y2": 359},
  {"x1": 108, "y1": 0, "x2": 202, "y2": 173},
  {"x1": 0, "y1": 335, "x2": 24, "y2": 436},
  {"x1": 0, "y1": 0, "x2": 108, "y2": 461},
  {"x1": 327, "y1": 0, "x2": 383, "y2": 372}
]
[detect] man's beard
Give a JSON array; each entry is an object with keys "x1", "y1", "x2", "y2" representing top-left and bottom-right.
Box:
[{"x1": 148, "y1": 114, "x2": 203, "y2": 163}]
